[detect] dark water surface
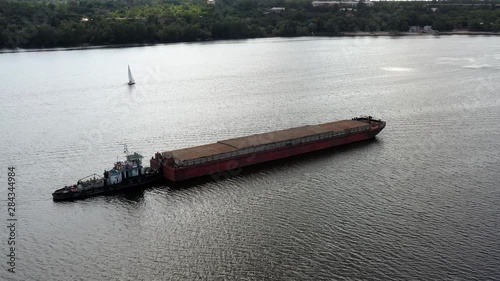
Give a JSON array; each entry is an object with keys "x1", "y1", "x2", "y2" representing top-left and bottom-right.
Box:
[{"x1": 1, "y1": 36, "x2": 499, "y2": 280}]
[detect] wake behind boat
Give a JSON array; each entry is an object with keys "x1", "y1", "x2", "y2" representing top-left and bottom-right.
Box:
[{"x1": 52, "y1": 150, "x2": 160, "y2": 201}]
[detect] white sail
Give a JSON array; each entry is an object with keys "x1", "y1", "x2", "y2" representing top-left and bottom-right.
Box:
[{"x1": 128, "y1": 65, "x2": 135, "y2": 85}]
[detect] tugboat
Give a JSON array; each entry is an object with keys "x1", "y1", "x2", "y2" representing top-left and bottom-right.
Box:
[{"x1": 52, "y1": 147, "x2": 161, "y2": 201}]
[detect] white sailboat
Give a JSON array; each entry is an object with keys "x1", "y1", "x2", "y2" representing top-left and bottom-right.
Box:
[{"x1": 128, "y1": 65, "x2": 135, "y2": 85}]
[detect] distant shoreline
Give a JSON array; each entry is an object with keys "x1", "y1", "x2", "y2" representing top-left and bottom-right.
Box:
[
  {"x1": 0, "y1": 43, "x2": 156, "y2": 54},
  {"x1": 338, "y1": 31, "x2": 500, "y2": 37},
  {"x1": 1, "y1": 31, "x2": 499, "y2": 54}
]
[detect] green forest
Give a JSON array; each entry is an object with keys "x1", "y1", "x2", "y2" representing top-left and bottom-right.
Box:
[{"x1": 1, "y1": 0, "x2": 499, "y2": 49}]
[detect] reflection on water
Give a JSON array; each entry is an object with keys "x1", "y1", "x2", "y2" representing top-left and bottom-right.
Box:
[{"x1": 1, "y1": 36, "x2": 500, "y2": 281}]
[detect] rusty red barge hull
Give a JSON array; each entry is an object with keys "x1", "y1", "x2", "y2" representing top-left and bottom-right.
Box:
[{"x1": 150, "y1": 117, "x2": 385, "y2": 181}]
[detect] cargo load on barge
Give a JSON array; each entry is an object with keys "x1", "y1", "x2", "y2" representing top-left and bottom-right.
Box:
[{"x1": 150, "y1": 116, "x2": 385, "y2": 181}]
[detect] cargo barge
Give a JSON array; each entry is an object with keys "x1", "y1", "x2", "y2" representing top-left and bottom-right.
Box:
[{"x1": 150, "y1": 116, "x2": 385, "y2": 181}]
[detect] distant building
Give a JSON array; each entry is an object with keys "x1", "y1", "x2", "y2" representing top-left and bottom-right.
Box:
[
  {"x1": 312, "y1": 0, "x2": 337, "y2": 7},
  {"x1": 347, "y1": 0, "x2": 373, "y2": 6},
  {"x1": 271, "y1": 7, "x2": 286, "y2": 13},
  {"x1": 423, "y1": 25, "x2": 434, "y2": 32},
  {"x1": 207, "y1": 0, "x2": 216, "y2": 5},
  {"x1": 81, "y1": 17, "x2": 89, "y2": 22},
  {"x1": 409, "y1": 26, "x2": 422, "y2": 32},
  {"x1": 408, "y1": 25, "x2": 436, "y2": 33},
  {"x1": 312, "y1": 1, "x2": 373, "y2": 7},
  {"x1": 112, "y1": 17, "x2": 146, "y2": 21}
]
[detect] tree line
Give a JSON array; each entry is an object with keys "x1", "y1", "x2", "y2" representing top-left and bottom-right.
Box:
[{"x1": 1, "y1": 0, "x2": 499, "y2": 49}]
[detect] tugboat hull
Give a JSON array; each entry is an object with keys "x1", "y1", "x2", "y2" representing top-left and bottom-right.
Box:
[{"x1": 52, "y1": 173, "x2": 161, "y2": 201}]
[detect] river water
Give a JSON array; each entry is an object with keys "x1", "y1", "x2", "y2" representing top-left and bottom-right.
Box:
[{"x1": 1, "y1": 36, "x2": 499, "y2": 280}]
